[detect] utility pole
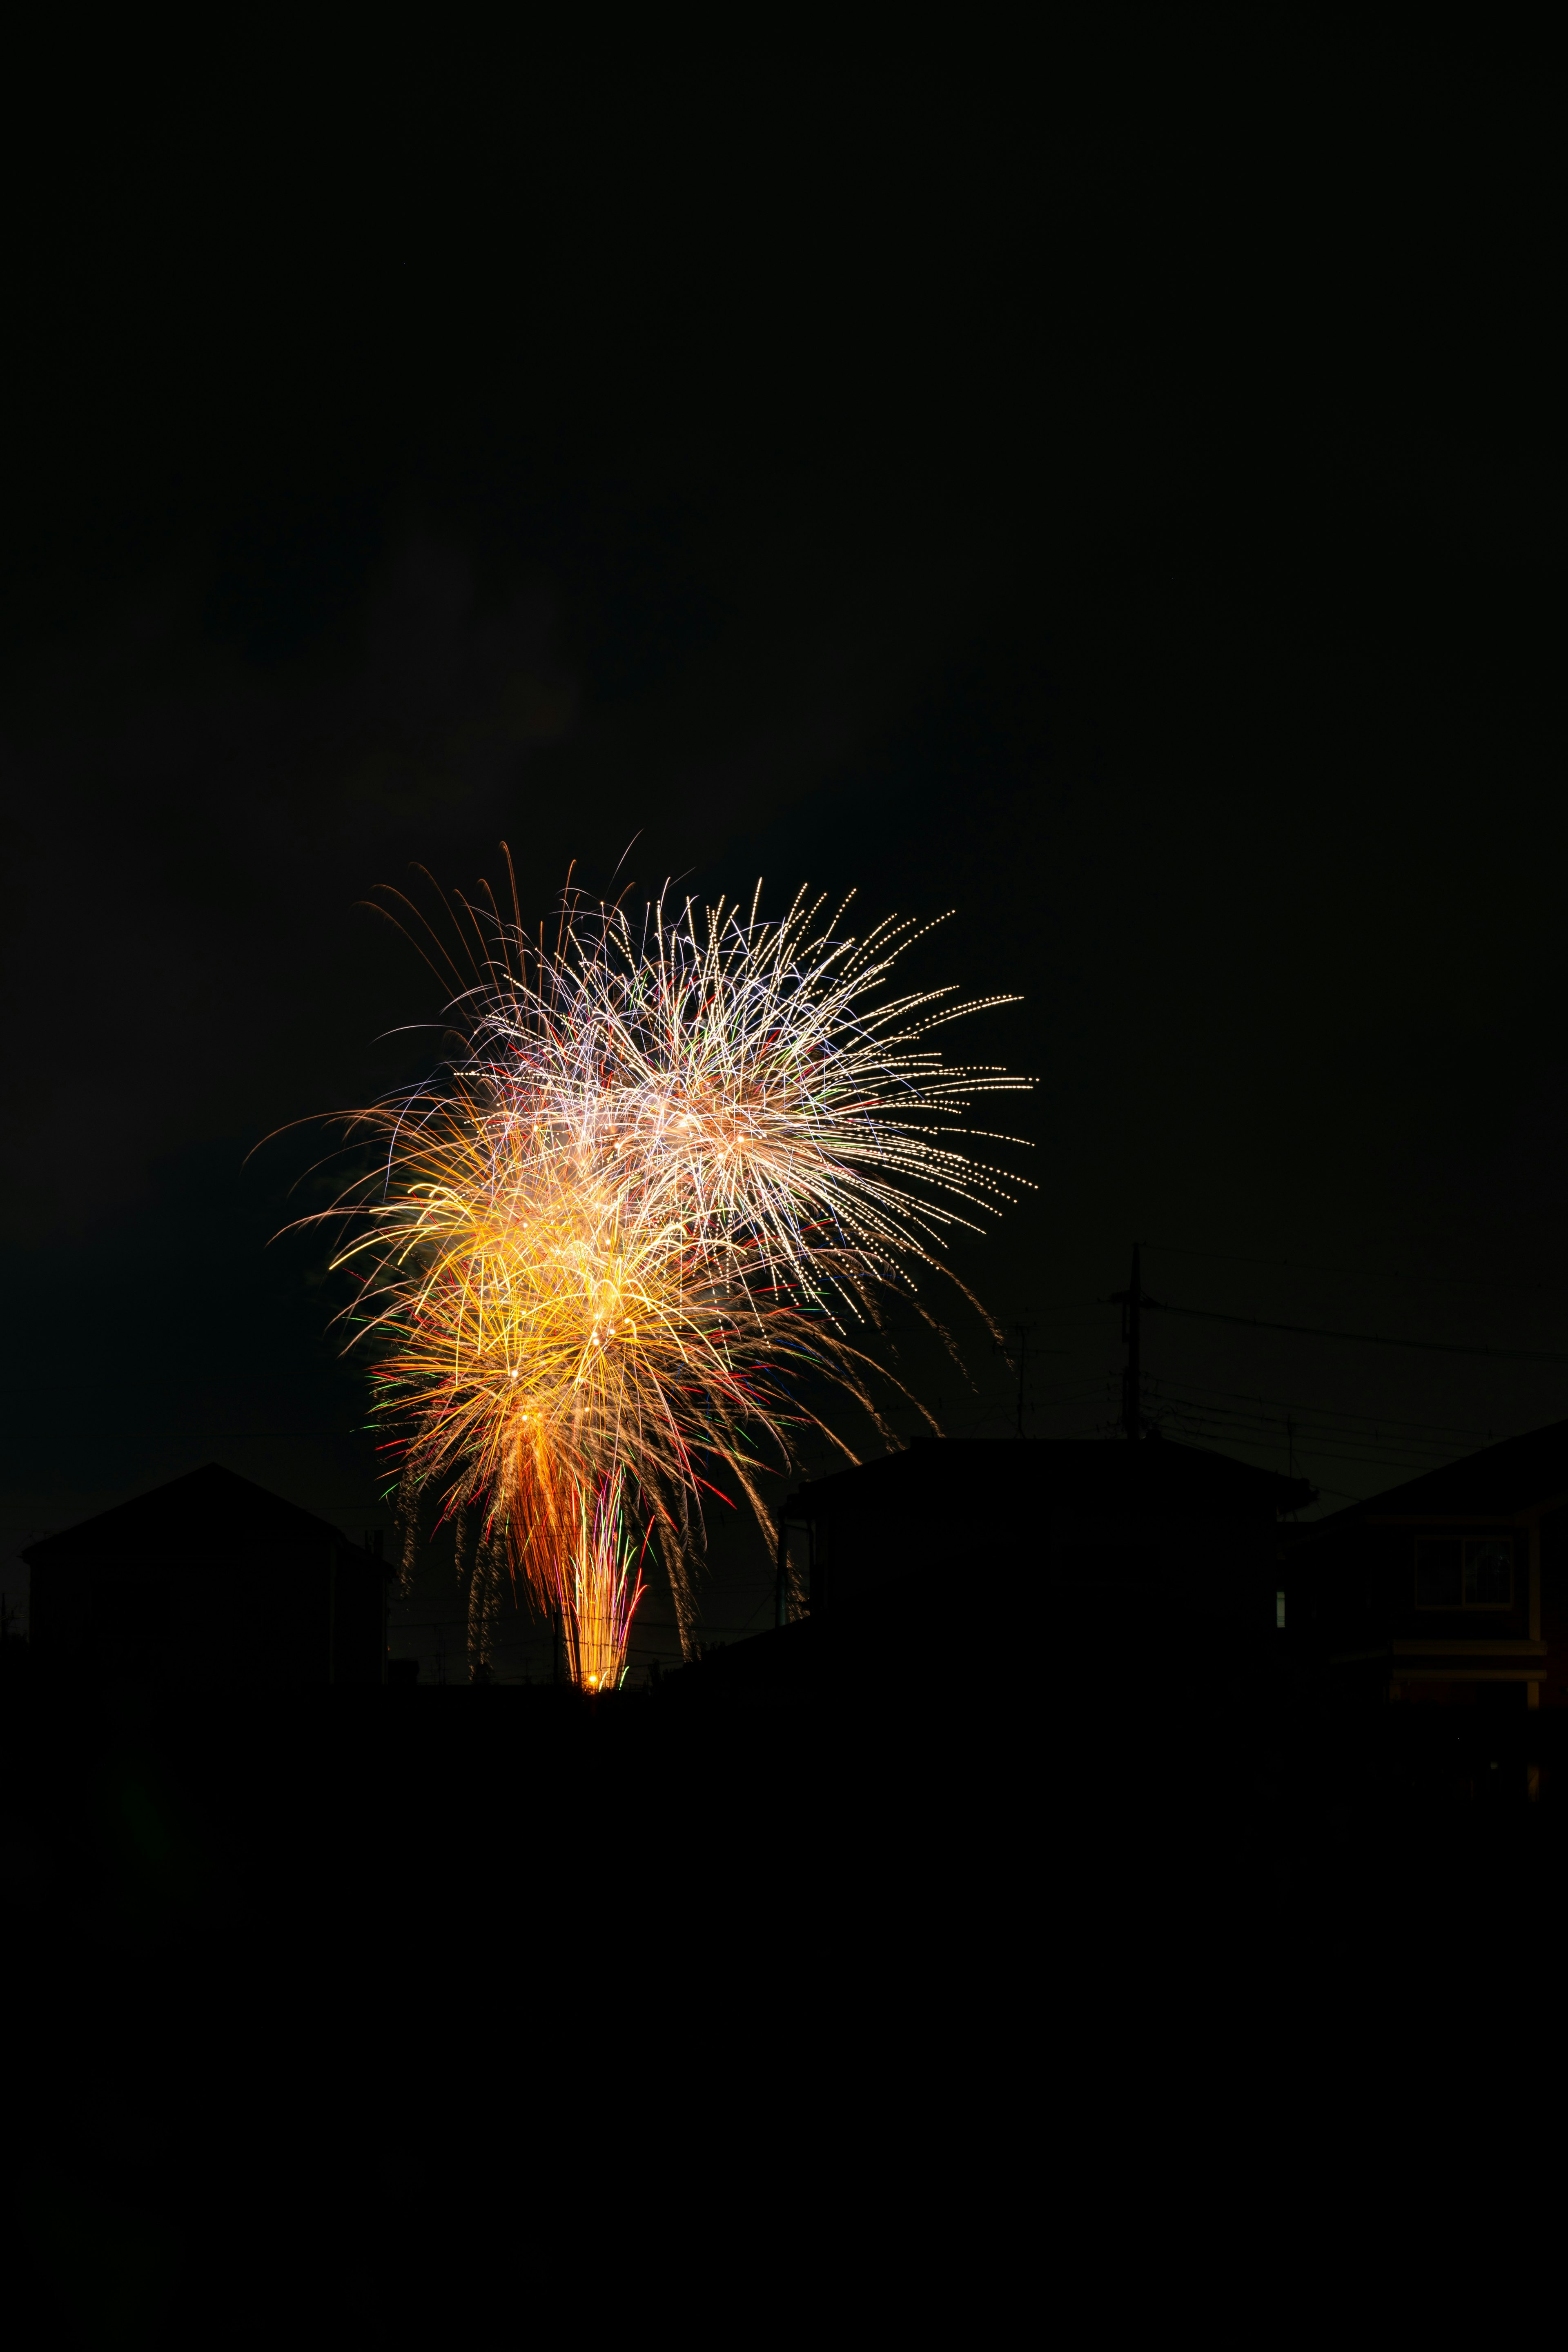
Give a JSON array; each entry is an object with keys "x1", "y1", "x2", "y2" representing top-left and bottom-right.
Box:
[
  {"x1": 775, "y1": 1506, "x2": 791, "y2": 1629},
  {"x1": 1108, "y1": 1243, "x2": 1158, "y2": 1440},
  {"x1": 1125, "y1": 1243, "x2": 1142, "y2": 1439},
  {"x1": 326, "y1": 1546, "x2": 336, "y2": 1685},
  {"x1": 776, "y1": 1495, "x2": 813, "y2": 1626},
  {"x1": 992, "y1": 1325, "x2": 1036, "y2": 1437}
]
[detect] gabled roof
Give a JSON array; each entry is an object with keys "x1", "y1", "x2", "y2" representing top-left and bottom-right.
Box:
[
  {"x1": 1290, "y1": 1416, "x2": 1568, "y2": 1539},
  {"x1": 794, "y1": 1432, "x2": 1311, "y2": 1521},
  {"x1": 21, "y1": 1463, "x2": 352, "y2": 1563}
]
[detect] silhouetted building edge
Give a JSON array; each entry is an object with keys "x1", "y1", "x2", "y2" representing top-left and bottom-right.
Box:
[
  {"x1": 20, "y1": 1462, "x2": 391, "y2": 1690},
  {"x1": 782, "y1": 1431, "x2": 1310, "y2": 1634},
  {"x1": 1281, "y1": 1416, "x2": 1568, "y2": 1710}
]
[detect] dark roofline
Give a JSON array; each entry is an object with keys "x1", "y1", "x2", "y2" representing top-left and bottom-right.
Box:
[
  {"x1": 1285, "y1": 1415, "x2": 1568, "y2": 1548},
  {"x1": 21, "y1": 1461, "x2": 356, "y2": 1564},
  {"x1": 788, "y1": 1431, "x2": 1313, "y2": 1517}
]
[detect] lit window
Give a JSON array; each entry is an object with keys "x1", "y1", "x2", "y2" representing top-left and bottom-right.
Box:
[{"x1": 1276, "y1": 1590, "x2": 1286, "y2": 1629}]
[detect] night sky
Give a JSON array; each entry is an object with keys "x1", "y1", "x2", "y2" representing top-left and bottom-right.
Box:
[{"x1": 3, "y1": 36, "x2": 1561, "y2": 1675}]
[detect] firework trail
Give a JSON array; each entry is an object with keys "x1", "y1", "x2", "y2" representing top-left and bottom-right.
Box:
[
  {"x1": 550, "y1": 1468, "x2": 646, "y2": 1693},
  {"x1": 326, "y1": 866, "x2": 1031, "y2": 1683}
]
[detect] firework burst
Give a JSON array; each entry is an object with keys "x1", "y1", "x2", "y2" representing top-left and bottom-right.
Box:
[{"x1": 323, "y1": 863, "x2": 1031, "y2": 1683}]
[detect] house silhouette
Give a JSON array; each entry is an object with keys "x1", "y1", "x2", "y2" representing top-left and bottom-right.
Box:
[
  {"x1": 21, "y1": 1463, "x2": 390, "y2": 1688},
  {"x1": 782, "y1": 1430, "x2": 1312, "y2": 1632},
  {"x1": 1283, "y1": 1416, "x2": 1568, "y2": 1709},
  {"x1": 668, "y1": 1430, "x2": 1313, "y2": 1709}
]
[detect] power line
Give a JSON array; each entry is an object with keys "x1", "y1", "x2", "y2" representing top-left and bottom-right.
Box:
[
  {"x1": 1147, "y1": 1372, "x2": 1495, "y2": 1445},
  {"x1": 1155, "y1": 1414, "x2": 1457, "y2": 1479},
  {"x1": 1144, "y1": 1239, "x2": 1536, "y2": 1297},
  {"x1": 1150, "y1": 1297, "x2": 1568, "y2": 1366},
  {"x1": 1151, "y1": 1396, "x2": 1477, "y2": 1459}
]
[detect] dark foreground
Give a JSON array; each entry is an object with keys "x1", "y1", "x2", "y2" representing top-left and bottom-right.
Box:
[{"x1": 3, "y1": 1607, "x2": 1565, "y2": 2341}]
